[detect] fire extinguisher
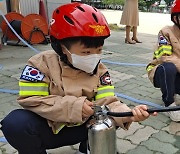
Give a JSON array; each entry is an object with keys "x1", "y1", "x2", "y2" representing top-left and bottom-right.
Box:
[
  {"x1": 87, "y1": 105, "x2": 117, "y2": 154},
  {"x1": 87, "y1": 105, "x2": 180, "y2": 154}
]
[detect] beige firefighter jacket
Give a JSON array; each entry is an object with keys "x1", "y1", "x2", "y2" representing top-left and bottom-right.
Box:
[
  {"x1": 17, "y1": 50, "x2": 132, "y2": 133},
  {"x1": 147, "y1": 25, "x2": 180, "y2": 83}
]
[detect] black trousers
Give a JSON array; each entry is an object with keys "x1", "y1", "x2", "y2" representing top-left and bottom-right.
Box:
[
  {"x1": 154, "y1": 62, "x2": 180, "y2": 107},
  {"x1": 0, "y1": 109, "x2": 88, "y2": 154}
]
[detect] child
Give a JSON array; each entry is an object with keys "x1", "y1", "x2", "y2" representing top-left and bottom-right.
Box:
[
  {"x1": 1, "y1": 3, "x2": 156, "y2": 154},
  {"x1": 146, "y1": 0, "x2": 180, "y2": 122}
]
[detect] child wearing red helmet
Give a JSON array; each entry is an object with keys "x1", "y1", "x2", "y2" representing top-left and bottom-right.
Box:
[
  {"x1": 1, "y1": 3, "x2": 156, "y2": 154},
  {"x1": 146, "y1": 0, "x2": 180, "y2": 122}
]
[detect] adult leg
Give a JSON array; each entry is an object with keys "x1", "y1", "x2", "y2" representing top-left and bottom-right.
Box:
[
  {"x1": 154, "y1": 62, "x2": 177, "y2": 107},
  {"x1": 132, "y1": 26, "x2": 142, "y2": 43},
  {"x1": 1, "y1": 109, "x2": 88, "y2": 154},
  {"x1": 125, "y1": 26, "x2": 136, "y2": 44}
]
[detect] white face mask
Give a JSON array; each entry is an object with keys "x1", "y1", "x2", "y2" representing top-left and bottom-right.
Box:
[{"x1": 65, "y1": 48, "x2": 101, "y2": 73}]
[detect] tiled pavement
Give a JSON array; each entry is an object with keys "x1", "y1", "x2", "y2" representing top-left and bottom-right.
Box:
[{"x1": 0, "y1": 29, "x2": 180, "y2": 154}]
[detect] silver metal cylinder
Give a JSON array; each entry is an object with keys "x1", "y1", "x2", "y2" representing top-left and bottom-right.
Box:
[{"x1": 88, "y1": 115, "x2": 116, "y2": 154}]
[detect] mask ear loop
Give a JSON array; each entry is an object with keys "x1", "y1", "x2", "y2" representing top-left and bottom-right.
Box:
[
  {"x1": 50, "y1": 37, "x2": 73, "y2": 67},
  {"x1": 61, "y1": 45, "x2": 72, "y2": 56},
  {"x1": 60, "y1": 45, "x2": 78, "y2": 69}
]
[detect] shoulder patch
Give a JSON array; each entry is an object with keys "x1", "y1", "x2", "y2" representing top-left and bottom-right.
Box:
[
  {"x1": 158, "y1": 35, "x2": 167, "y2": 45},
  {"x1": 20, "y1": 65, "x2": 45, "y2": 82},
  {"x1": 100, "y1": 71, "x2": 112, "y2": 85}
]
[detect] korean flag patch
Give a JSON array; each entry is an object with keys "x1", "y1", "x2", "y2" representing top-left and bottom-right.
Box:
[
  {"x1": 100, "y1": 71, "x2": 112, "y2": 85},
  {"x1": 20, "y1": 65, "x2": 45, "y2": 82},
  {"x1": 158, "y1": 35, "x2": 167, "y2": 45}
]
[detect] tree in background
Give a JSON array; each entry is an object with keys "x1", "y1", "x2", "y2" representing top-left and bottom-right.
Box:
[
  {"x1": 103, "y1": 0, "x2": 125, "y2": 8},
  {"x1": 102, "y1": 0, "x2": 153, "y2": 11},
  {"x1": 164, "y1": 0, "x2": 174, "y2": 7},
  {"x1": 141, "y1": 0, "x2": 157, "y2": 11},
  {"x1": 91, "y1": 0, "x2": 174, "y2": 12}
]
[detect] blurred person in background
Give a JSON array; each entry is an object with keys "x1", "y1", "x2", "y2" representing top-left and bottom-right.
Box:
[{"x1": 120, "y1": 0, "x2": 142, "y2": 44}]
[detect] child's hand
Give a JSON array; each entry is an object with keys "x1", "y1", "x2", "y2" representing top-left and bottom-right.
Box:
[
  {"x1": 130, "y1": 105, "x2": 157, "y2": 122},
  {"x1": 82, "y1": 100, "x2": 94, "y2": 119}
]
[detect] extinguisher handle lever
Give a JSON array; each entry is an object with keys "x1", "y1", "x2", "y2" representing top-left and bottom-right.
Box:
[{"x1": 107, "y1": 106, "x2": 180, "y2": 117}]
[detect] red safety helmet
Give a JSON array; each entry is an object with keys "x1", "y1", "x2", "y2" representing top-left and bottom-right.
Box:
[
  {"x1": 50, "y1": 2, "x2": 110, "y2": 40},
  {"x1": 171, "y1": 0, "x2": 180, "y2": 14}
]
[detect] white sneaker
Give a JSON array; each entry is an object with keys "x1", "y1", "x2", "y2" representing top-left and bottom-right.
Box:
[{"x1": 167, "y1": 102, "x2": 180, "y2": 122}]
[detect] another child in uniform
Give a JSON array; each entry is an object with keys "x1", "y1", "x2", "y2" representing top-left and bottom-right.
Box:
[
  {"x1": 146, "y1": 0, "x2": 180, "y2": 122},
  {"x1": 1, "y1": 3, "x2": 157, "y2": 154}
]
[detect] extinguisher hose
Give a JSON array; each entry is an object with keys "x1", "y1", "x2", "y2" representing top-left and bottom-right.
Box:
[{"x1": 107, "y1": 106, "x2": 180, "y2": 117}]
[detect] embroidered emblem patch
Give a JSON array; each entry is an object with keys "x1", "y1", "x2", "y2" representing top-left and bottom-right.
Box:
[
  {"x1": 158, "y1": 35, "x2": 167, "y2": 45},
  {"x1": 89, "y1": 25, "x2": 106, "y2": 34},
  {"x1": 20, "y1": 65, "x2": 45, "y2": 82},
  {"x1": 100, "y1": 71, "x2": 112, "y2": 85}
]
